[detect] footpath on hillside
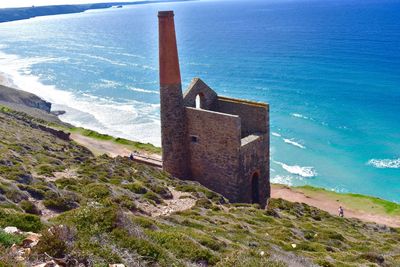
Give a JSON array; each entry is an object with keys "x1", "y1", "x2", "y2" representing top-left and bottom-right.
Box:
[{"x1": 71, "y1": 133, "x2": 400, "y2": 228}]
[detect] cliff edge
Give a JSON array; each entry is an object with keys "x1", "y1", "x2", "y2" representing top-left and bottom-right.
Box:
[{"x1": 0, "y1": 85, "x2": 51, "y2": 112}]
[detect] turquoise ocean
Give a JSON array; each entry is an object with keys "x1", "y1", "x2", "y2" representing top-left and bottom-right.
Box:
[{"x1": 0, "y1": 0, "x2": 399, "y2": 201}]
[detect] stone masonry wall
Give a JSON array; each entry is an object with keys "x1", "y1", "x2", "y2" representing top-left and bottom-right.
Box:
[
  {"x1": 239, "y1": 133, "x2": 270, "y2": 208},
  {"x1": 160, "y1": 84, "x2": 191, "y2": 179},
  {"x1": 185, "y1": 107, "x2": 242, "y2": 201},
  {"x1": 182, "y1": 78, "x2": 218, "y2": 110},
  {"x1": 217, "y1": 97, "x2": 268, "y2": 137}
]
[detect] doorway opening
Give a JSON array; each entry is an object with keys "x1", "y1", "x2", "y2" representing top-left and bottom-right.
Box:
[{"x1": 251, "y1": 172, "x2": 260, "y2": 204}]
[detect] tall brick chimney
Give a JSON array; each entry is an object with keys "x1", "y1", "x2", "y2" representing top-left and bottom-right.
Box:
[{"x1": 158, "y1": 11, "x2": 190, "y2": 179}]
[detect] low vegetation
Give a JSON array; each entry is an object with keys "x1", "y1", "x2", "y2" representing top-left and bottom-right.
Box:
[
  {"x1": 69, "y1": 127, "x2": 161, "y2": 154},
  {"x1": 0, "y1": 106, "x2": 399, "y2": 266},
  {"x1": 295, "y1": 185, "x2": 400, "y2": 216}
]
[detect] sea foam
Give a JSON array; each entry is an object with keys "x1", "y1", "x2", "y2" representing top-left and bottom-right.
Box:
[
  {"x1": 271, "y1": 175, "x2": 294, "y2": 186},
  {"x1": 367, "y1": 158, "x2": 400, "y2": 169},
  {"x1": 0, "y1": 50, "x2": 162, "y2": 146},
  {"x1": 271, "y1": 132, "x2": 281, "y2": 137},
  {"x1": 291, "y1": 113, "x2": 309, "y2": 120},
  {"x1": 274, "y1": 161, "x2": 317, "y2": 178},
  {"x1": 283, "y1": 138, "x2": 306, "y2": 149}
]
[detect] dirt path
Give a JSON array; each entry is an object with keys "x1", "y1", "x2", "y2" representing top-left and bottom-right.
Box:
[
  {"x1": 272, "y1": 184, "x2": 400, "y2": 228},
  {"x1": 70, "y1": 133, "x2": 132, "y2": 157},
  {"x1": 138, "y1": 188, "x2": 196, "y2": 217}
]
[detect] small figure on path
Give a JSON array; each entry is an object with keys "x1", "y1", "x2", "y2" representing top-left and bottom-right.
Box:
[
  {"x1": 338, "y1": 206, "x2": 344, "y2": 217},
  {"x1": 129, "y1": 153, "x2": 134, "y2": 160}
]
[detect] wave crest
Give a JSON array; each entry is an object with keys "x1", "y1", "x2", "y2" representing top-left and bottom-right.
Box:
[
  {"x1": 274, "y1": 161, "x2": 317, "y2": 178},
  {"x1": 367, "y1": 158, "x2": 400, "y2": 169},
  {"x1": 283, "y1": 138, "x2": 306, "y2": 149},
  {"x1": 291, "y1": 113, "x2": 309, "y2": 120}
]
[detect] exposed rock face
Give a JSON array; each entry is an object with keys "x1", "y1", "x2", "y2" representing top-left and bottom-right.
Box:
[{"x1": 0, "y1": 85, "x2": 51, "y2": 112}]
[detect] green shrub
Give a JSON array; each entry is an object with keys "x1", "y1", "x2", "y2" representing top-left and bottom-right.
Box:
[
  {"x1": 122, "y1": 182, "x2": 147, "y2": 194},
  {"x1": 114, "y1": 195, "x2": 136, "y2": 211},
  {"x1": 148, "y1": 184, "x2": 172, "y2": 199},
  {"x1": 36, "y1": 164, "x2": 61, "y2": 177},
  {"x1": 17, "y1": 185, "x2": 45, "y2": 200},
  {"x1": 360, "y1": 252, "x2": 385, "y2": 264},
  {"x1": 55, "y1": 178, "x2": 78, "y2": 190},
  {"x1": 19, "y1": 200, "x2": 40, "y2": 215},
  {"x1": 143, "y1": 191, "x2": 163, "y2": 204},
  {"x1": 43, "y1": 192, "x2": 78, "y2": 212},
  {"x1": 132, "y1": 216, "x2": 157, "y2": 229},
  {"x1": 197, "y1": 235, "x2": 225, "y2": 251},
  {"x1": 57, "y1": 204, "x2": 119, "y2": 235},
  {"x1": 112, "y1": 228, "x2": 164, "y2": 262},
  {"x1": 0, "y1": 209, "x2": 42, "y2": 232},
  {"x1": 195, "y1": 198, "x2": 213, "y2": 209},
  {"x1": 0, "y1": 184, "x2": 7, "y2": 194},
  {"x1": 83, "y1": 184, "x2": 110, "y2": 200},
  {"x1": 149, "y1": 231, "x2": 217, "y2": 264},
  {"x1": 5, "y1": 189, "x2": 27, "y2": 203}
]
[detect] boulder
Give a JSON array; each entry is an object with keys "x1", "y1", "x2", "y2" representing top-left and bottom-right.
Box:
[{"x1": 4, "y1": 226, "x2": 20, "y2": 234}]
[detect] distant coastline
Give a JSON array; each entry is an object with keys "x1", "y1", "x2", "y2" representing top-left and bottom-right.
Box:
[{"x1": 0, "y1": 0, "x2": 191, "y2": 23}]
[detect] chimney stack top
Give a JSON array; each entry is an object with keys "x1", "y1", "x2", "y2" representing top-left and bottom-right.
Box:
[{"x1": 158, "y1": 11, "x2": 174, "y2": 17}]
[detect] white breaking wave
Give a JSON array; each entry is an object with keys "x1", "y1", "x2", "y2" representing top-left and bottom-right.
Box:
[
  {"x1": 271, "y1": 175, "x2": 295, "y2": 186},
  {"x1": 271, "y1": 132, "x2": 281, "y2": 137},
  {"x1": 274, "y1": 161, "x2": 317, "y2": 178},
  {"x1": 0, "y1": 50, "x2": 162, "y2": 146},
  {"x1": 127, "y1": 87, "x2": 159, "y2": 95},
  {"x1": 78, "y1": 53, "x2": 128, "y2": 67},
  {"x1": 367, "y1": 158, "x2": 400, "y2": 169},
  {"x1": 97, "y1": 79, "x2": 123, "y2": 89},
  {"x1": 283, "y1": 138, "x2": 306, "y2": 149},
  {"x1": 291, "y1": 113, "x2": 309, "y2": 120}
]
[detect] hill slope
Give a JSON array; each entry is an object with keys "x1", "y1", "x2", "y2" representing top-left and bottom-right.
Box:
[{"x1": 0, "y1": 106, "x2": 399, "y2": 266}]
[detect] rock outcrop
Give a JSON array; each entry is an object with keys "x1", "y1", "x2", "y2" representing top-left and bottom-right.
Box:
[{"x1": 0, "y1": 85, "x2": 51, "y2": 112}]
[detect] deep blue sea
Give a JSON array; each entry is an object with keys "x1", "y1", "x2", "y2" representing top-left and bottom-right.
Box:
[{"x1": 0, "y1": 0, "x2": 399, "y2": 201}]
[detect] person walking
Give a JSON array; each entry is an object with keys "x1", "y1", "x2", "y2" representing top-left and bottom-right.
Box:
[{"x1": 338, "y1": 206, "x2": 344, "y2": 217}]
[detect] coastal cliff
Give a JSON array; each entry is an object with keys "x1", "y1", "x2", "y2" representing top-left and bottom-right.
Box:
[
  {"x1": 0, "y1": 85, "x2": 51, "y2": 112},
  {"x1": 0, "y1": 87, "x2": 399, "y2": 266},
  {"x1": 0, "y1": 4, "x2": 113, "y2": 23}
]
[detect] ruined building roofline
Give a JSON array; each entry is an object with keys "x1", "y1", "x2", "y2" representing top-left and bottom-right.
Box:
[
  {"x1": 218, "y1": 96, "x2": 269, "y2": 109},
  {"x1": 185, "y1": 106, "x2": 241, "y2": 119},
  {"x1": 184, "y1": 77, "x2": 269, "y2": 109}
]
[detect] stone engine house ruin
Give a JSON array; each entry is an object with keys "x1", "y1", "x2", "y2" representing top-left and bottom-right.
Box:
[{"x1": 158, "y1": 11, "x2": 270, "y2": 207}]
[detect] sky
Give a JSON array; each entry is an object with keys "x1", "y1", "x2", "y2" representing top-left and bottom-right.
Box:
[{"x1": 0, "y1": 0, "x2": 141, "y2": 8}]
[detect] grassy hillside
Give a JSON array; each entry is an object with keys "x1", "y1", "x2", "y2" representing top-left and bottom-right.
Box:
[{"x1": 0, "y1": 106, "x2": 399, "y2": 266}]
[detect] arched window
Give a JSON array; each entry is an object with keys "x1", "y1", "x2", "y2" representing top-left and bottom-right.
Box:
[
  {"x1": 251, "y1": 172, "x2": 260, "y2": 204},
  {"x1": 195, "y1": 93, "x2": 205, "y2": 109}
]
